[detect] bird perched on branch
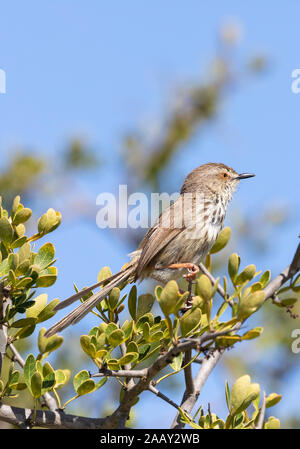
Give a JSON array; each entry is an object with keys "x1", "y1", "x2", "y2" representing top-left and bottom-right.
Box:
[{"x1": 45, "y1": 162, "x2": 254, "y2": 337}]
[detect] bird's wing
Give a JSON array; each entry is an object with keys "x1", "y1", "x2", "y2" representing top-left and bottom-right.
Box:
[{"x1": 135, "y1": 197, "x2": 185, "y2": 279}]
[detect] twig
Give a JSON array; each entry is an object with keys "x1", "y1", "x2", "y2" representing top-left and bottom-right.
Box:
[
  {"x1": 91, "y1": 369, "x2": 147, "y2": 379},
  {"x1": 171, "y1": 348, "x2": 224, "y2": 429},
  {"x1": 148, "y1": 383, "x2": 181, "y2": 411},
  {"x1": 255, "y1": 391, "x2": 266, "y2": 429},
  {"x1": 0, "y1": 284, "x2": 11, "y2": 376}
]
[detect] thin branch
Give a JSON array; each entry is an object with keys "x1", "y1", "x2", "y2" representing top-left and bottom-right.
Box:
[
  {"x1": 183, "y1": 348, "x2": 194, "y2": 395},
  {"x1": 148, "y1": 383, "x2": 181, "y2": 411},
  {"x1": 263, "y1": 243, "x2": 300, "y2": 301},
  {"x1": 0, "y1": 285, "x2": 11, "y2": 376},
  {"x1": 255, "y1": 391, "x2": 266, "y2": 429},
  {"x1": 171, "y1": 348, "x2": 224, "y2": 429},
  {"x1": 91, "y1": 369, "x2": 147, "y2": 379}
]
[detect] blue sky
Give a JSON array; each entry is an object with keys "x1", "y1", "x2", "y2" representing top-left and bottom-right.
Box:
[{"x1": 0, "y1": 1, "x2": 299, "y2": 428}]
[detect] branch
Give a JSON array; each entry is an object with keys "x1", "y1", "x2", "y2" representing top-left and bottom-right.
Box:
[
  {"x1": 255, "y1": 391, "x2": 266, "y2": 429},
  {"x1": 263, "y1": 243, "x2": 300, "y2": 301},
  {"x1": 105, "y1": 328, "x2": 236, "y2": 428},
  {"x1": 148, "y1": 383, "x2": 181, "y2": 411},
  {"x1": 171, "y1": 348, "x2": 224, "y2": 429},
  {"x1": 0, "y1": 285, "x2": 11, "y2": 375},
  {"x1": 91, "y1": 368, "x2": 147, "y2": 379},
  {"x1": 0, "y1": 402, "x2": 109, "y2": 429}
]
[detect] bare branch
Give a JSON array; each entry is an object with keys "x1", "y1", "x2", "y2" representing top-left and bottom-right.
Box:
[
  {"x1": 0, "y1": 401, "x2": 109, "y2": 429},
  {"x1": 263, "y1": 242, "x2": 300, "y2": 301},
  {"x1": 171, "y1": 349, "x2": 224, "y2": 429},
  {"x1": 91, "y1": 369, "x2": 147, "y2": 379},
  {"x1": 148, "y1": 383, "x2": 181, "y2": 411},
  {"x1": 255, "y1": 391, "x2": 266, "y2": 429}
]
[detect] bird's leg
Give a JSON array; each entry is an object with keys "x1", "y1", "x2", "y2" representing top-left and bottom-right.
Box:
[
  {"x1": 161, "y1": 262, "x2": 200, "y2": 311},
  {"x1": 162, "y1": 262, "x2": 200, "y2": 279}
]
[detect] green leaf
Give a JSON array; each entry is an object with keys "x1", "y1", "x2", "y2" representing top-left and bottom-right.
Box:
[
  {"x1": 170, "y1": 352, "x2": 183, "y2": 371},
  {"x1": 36, "y1": 266, "x2": 57, "y2": 287},
  {"x1": 11, "y1": 317, "x2": 37, "y2": 328},
  {"x1": 274, "y1": 297, "x2": 297, "y2": 308},
  {"x1": 97, "y1": 266, "x2": 112, "y2": 283},
  {"x1": 235, "y1": 264, "x2": 256, "y2": 285},
  {"x1": 35, "y1": 243, "x2": 55, "y2": 269},
  {"x1": 26, "y1": 294, "x2": 48, "y2": 318},
  {"x1": 38, "y1": 328, "x2": 63, "y2": 355},
  {"x1": 43, "y1": 361, "x2": 55, "y2": 377},
  {"x1": 41, "y1": 372, "x2": 56, "y2": 394},
  {"x1": 126, "y1": 341, "x2": 139, "y2": 354},
  {"x1": 137, "y1": 293, "x2": 155, "y2": 319},
  {"x1": 237, "y1": 291, "x2": 265, "y2": 320},
  {"x1": 107, "y1": 359, "x2": 120, "y2": 370},
  {"x1": 128, "y1": 285, "x2": 137, "y2": 320},
  {"x1": 8, "y1": 370, "x2": 20, "y2": 389},
  {"x1": 73, "y1": 370, "x2": 90, "y2": 392},
  {"x1": 180, "y1": 308, "x2": 202, "y2": 337},
  {"x1": 228, "y1": 253, "x2": 240, "y2": 283},
  {"x1": 259, "y1": 270, "x2": 271, "y2": 287},
  {"x1": 77, "y1": 380, "x2": 96, "y2": 396},
  {"x1": 210, "y1": 227, "x2": 231, "y2": 254},
  {"x1": 149, "y1": 330, "x2": 164, "y2": 342},
  {"x1": 265, "y1": 417, "x2": 280, "y2": 429},
  {"x1": 156, "y1": 281, "x2": 178, "y2": 316},
  {"x1": 118, "y1": 352, "x2": 139, "y2": 365},
  {"x1": 16, "y1": 324, "x2": 36, "y2": 339},
  {"x1": 13, "y1": 208, "x2": 32, "y2": 226},
  {"x1": 0, "y1": 217, "x2": 14, "y2": 244},
  {"x1": 230, "y1": 375, "x2": 260, "y2": 415},
  {"x1": 95, "y1": 377, "x2": 107, "y2": 390},
  {"x1": 11, "y1": 195, "x2": 21, "y2": 218},
  {"x1": 142, "y1": 322, "x2": 150, "y2": 341},
  {"x1": 11, "y1": 236, "x2": 27, "y2": 249},
  {"x1": 241, "y1": 327, "x2": 263, "y2": 340},
  {"x1": 38, "y1": 209, "x2": 61, "y2": 235},
  {"x1": 265, "y1": 393, "x2": 282, "y2": 408},
  {"x1": 225, "y1": 380, "x2": 231, "y2": 411},
  {"x1": 122, "y1": 320, "x2": 133, "y2": 340},
  {"x1": 0, "y1": 258, "x2": 9, "y2": 276},
  {"x1": 31, "y1": 371, "x2": 43, "y2": 398},
  {"x1": 36, "y1": 298, "x2": 59, "y2": 323},
  {"x1": 54, "y1": 369, "x2": 70, "y2": 389},
  {"x1": 80, "y1": 335, "x2": 97, "y2": 358},
  {"x1": 107, "y1": 329, "x2": 125, "y2": 347},
  {"x1": 196, "y1": 275, "x2": 212, "y2": 301},
  {"x1": 108, "y1": 287, "x2": 120, "y2": 310}
]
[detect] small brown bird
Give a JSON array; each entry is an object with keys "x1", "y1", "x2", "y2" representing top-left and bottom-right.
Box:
[{"x1": 45, "y1": 163, "x2": 254, "y2": 337}]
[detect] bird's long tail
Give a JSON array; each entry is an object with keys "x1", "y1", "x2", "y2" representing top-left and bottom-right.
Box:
[{"x1": 44, "y1": 263, "x2": 137, "y2": 337}]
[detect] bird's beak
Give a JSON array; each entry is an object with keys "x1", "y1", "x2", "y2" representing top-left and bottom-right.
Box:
[{"x1": 235, "y1": 173, "x2": 255, "y2": 180}]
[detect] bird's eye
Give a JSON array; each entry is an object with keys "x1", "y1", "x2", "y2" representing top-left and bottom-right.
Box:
[{"x1": 223, "y1": 173, "x2": 228, "y2": 178}]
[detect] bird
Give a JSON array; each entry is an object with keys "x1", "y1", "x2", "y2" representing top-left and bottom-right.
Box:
[{"x1": 45, "y1": 162, "x2": 254, "y2": 337}]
